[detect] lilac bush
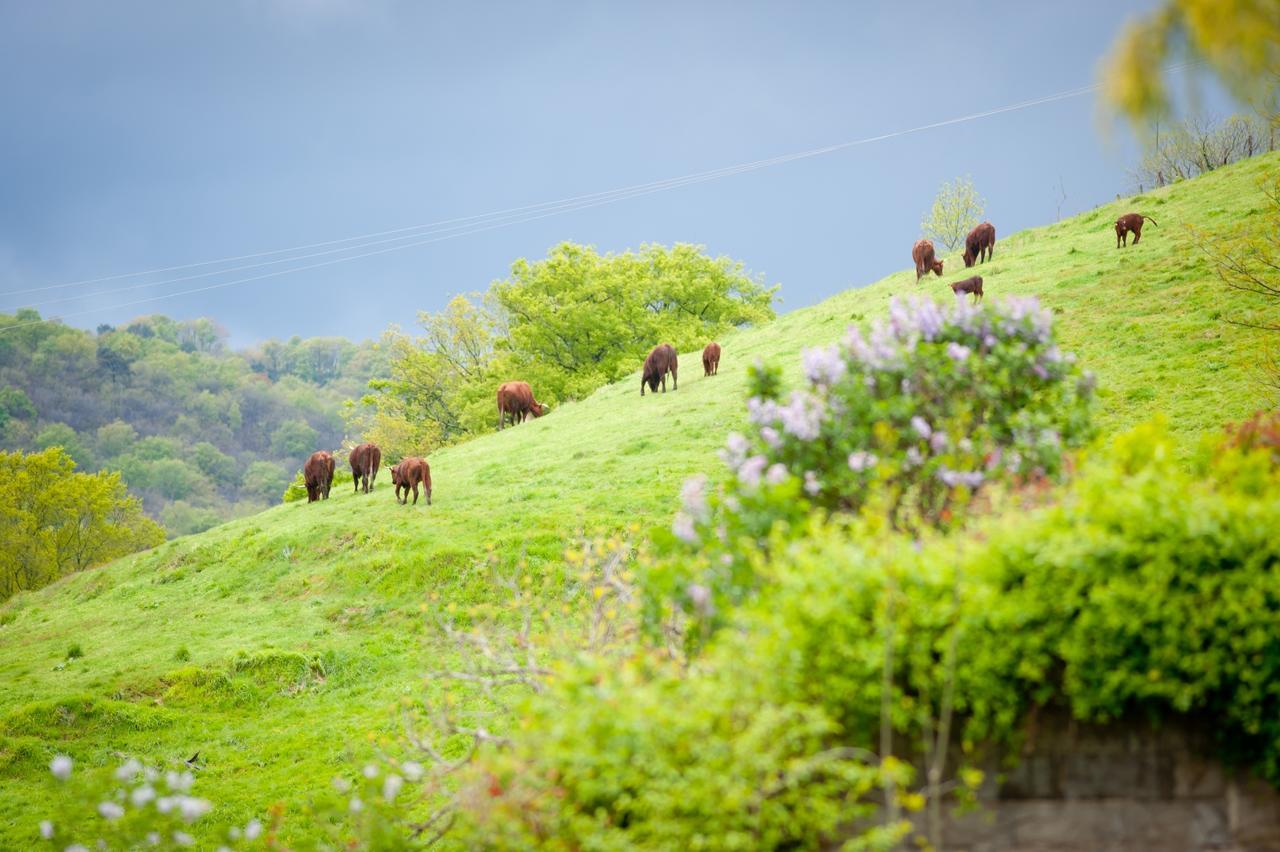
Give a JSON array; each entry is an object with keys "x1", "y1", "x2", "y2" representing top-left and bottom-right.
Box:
[{"x1": 655, "y1": 295, "x2": 1094, "y2": 630}]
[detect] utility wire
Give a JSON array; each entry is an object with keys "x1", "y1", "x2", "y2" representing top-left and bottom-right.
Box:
[{"x1": 0, "y1": 65, "x2": 1196, "y2": 334}]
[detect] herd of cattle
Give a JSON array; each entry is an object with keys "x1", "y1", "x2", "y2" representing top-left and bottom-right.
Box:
[
  {"x1": 911, "y1": 211, "x2": 1156, "y2": 303},
  {"x1": 299, "y1": 211, "x2": 1155, "y2": 507},
  {"x1": 299, "y1": 341, "x2": 723, "y2": 506}
]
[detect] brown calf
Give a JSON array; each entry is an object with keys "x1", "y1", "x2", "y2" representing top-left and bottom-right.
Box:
[
  {"x1": 390, "y1": 457, "x2": 432, "y2": 506},
  {"x1": 641, "y1": 344, "x2": 678, "y2": 395},
  {"x1": 303, "y1": 450, "x2": 335, "y2": 503},
  {"x1": 1115, "y1": 213, "x2": 1156, "y2": 247},
  {"x1": 702, "y1": 342, "x2": 721, "y2": 376},
  {"x1": 349, "y1": 442, "x2": 381, "y2": 494},
  {"x1": 496, "y1": 381, "x2": 548, "y2": 430},
  {"x1": 963, "y1": 222, "x2": 996, "y2": 267},
  {"x1": 912, "y1": 239, "x2": 944, "y2": 281},
  {"x1": 950, "y1": 275, "x2": 984, "y2": 304}
]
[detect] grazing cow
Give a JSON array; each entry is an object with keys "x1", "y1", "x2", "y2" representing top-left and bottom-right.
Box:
[
  {"x1": 349, "y1": 442, "x2": 381, "y2": 494},
  {"x1": 1115, "y1": 213, "x2": 1157, "y2": 247},
  {"x1": 641, "y1": 344, "x2": 678, "y2": 395},
  {"x1": 912, "y1": 240, "x2": 944, "y2": 281},
  {"x1": 496, "y1": 381, "x2": 548, "y2": 430},
  {"x1": 963, "y1": 222, "x2": 996, "y2": 267},
  {"x1": 950, "y1": 275, "x2": 984, "y2": 304},
  {"x1": 702, "y1": 342, "x2": 721, "y2": 376},
  {"x1": 390, "y1": 457, "x2": 432, "y2": 506},
  {"x1": 303, "y1": 450, "x2": 335, "y2": 503}
]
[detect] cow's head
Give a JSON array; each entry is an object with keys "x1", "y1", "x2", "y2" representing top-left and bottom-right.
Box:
[
  {"x1": 933, "y1": 258, "x2": 945, "y2": 275},
  {"x1": 531, "y1": 402, "x2": 548, "y2": 417},
  {"x1": 962, "y1": 248, "x2": 975, "y2": 267}
]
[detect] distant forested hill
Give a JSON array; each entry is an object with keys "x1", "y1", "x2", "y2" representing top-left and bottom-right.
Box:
[{"x1": 0, "y1": 310, "x2": 383, "y2": 535}]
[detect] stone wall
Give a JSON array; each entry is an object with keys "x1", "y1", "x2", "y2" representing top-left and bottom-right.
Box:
[{"x1": 937, "y1": 712, "x2": 1280, "y2": 851}]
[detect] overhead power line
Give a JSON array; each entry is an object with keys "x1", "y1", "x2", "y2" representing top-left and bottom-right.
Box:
[{"x1": 0, "y1": 63, "x2": 1197, "y2": 335}]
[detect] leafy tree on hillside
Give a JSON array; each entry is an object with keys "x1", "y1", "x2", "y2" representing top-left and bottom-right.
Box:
[
  {"x1": 0, "y1": 447, "x2": 164, "y2": 600},
  {"x1": 34, "y1": 423, "x2": 93, "y2": 468},
  {"x1": 242, "y1": 460, "x2": 290, "y2": 503},
  {"x1": 269, "y1": 420, "x2": 320, "y2": 458},
  {"x1": 355, "y1": 243, "x2": 776, "y2": 458},
  {"x1": 920, "y1": 177, "x2": 985, "y2": 253},
  {"x1": 95, "y1": 421, "x2": 139, "y2": 459}
]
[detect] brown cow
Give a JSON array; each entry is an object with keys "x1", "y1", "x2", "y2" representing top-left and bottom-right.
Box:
[
  {"x1": 641, "y1": 344, "x2": 678, "y2": 395},
  {"x1": 349, "y1": 442, "x2": 381, "y2": 494},
  {"x1": 389, "y1": 457, "x2": 432, "y2": 506},
  {"x1": 950, "y1": 275, "x2": 984, "y2": 304},
  {"x1": 963, "y1": 222, "x2": 996, "y2": 267},
  {"x1": 303, "y1": 450, "x2": 335, "y2": 503},
  {"x1": 1115, "y1": 213, "x2": 1157, "y2": 247},
  {"x1": 912, "y1": 239, "x2": 944, "y2": 282},
  {"x1": 702, "y1": 342, "x2": 721, "y2": 376},
  {"x1": 496, "y1": 381, "x2": 548, "y2": 430}
]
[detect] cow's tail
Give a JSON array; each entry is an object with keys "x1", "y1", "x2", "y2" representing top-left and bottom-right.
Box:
[{"x1": 1144, "y1": 216, "x2": 1158, "y2": 227}]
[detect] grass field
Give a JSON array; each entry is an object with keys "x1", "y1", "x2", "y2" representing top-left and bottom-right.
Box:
[{"x1": 0, "y1": 151, "x2": 1273, "y2": 846}]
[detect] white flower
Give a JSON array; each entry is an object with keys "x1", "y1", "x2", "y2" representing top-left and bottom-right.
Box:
[
  {"x1": 39, "y1": 820, "x2": 53, "y2": 840},
  {"x1": 146, "y1": 832, "x2": 161, "y2": 847},
  {"x1": 737, "y1": 455, "x2": 768, "y2": 489},
  {"x1": 332, "y1": 776, "x2": 352, "y2": 793},
  {"x1": 401, "y1": 762, "x2": 424, "y2": 782},
  {"x1": 244, "y1": 819, "x2": 263, "y2": 840},
  {"x1": 362, "y1": 764, "x2": 379, "y2": 780},
  {"x1": 803, "y1": 471, "x2": 821, "y2": 496},
  {"x1": 911, "y1": 416, "x2": 932, "y2": 440},
  {"x1": 349, "y1": 796, "x2": 364, "y2": 813},
  {"x1": 130, "y1": 785, "x2": 156, "y2": 807},
  {"x1": 97, "y1": 801, "x2": 125, "y2": 820},
  {"x1": 165, "y1": 770, "x2": 193, "y2": 793},
  {"x1": 686, "y1": 584, "x2": 713, "y2": 616},
  {"x1": 679, "y1": 474, "x2": 709, "y2": 521},
  {"x1": 172, "y1": 831, "x2": 194, "y2": 847},
  {"x1": 671, "y1": 514, "x2": 698, "y2": 545},
  {"x1": 50, "y1": 755, "x2": 73, "y2": 781},
  {"x1": 156, "y1": 796, "x2": 175, "y2": 814},
  {"x1": 802, "y1": 344, "x2": 847, "y2": 387},
  {"x1": 383, "y1": 774, "x2": 404, "y2": 802},
  {"x1": 848, "y1": 451, "x2": 877, "y2": 472},
  {"x1": 114, "y1": 759, "x2": 142, "y2": 782},
  {"x1": 179, "y1": 796, "x2": 211, "y2": 822},
  {"x1": 65, "y1": 845, "x2": 89, "y2": 852}
]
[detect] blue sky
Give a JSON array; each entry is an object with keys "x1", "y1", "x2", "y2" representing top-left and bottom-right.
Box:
[{"x1": 0, "y1": 1, "x2": 1224, "y2": 346}]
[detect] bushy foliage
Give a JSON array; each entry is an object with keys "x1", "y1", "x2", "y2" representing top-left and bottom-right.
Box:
[
  {"x1": 920, "y1": 176, "x2": 985, "y2": 252},
  {"x1": 655, "y1": 296, "x2": 1094, "y2": 629},
  {"x1": 0, "y1": 448, "x2": 164, "y2": 600}
]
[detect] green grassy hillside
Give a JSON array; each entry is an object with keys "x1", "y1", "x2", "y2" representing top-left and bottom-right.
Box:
[{"x1": 0, "y1": 151, "x2": 1273, "y2": 846}]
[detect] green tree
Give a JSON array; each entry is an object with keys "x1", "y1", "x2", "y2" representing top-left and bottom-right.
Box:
[
  {"x1": 34, "y1": 423, "x2": 93, "y2": 468},
  {"x1": 920, "y1": 176, "x2": 985, "y2": 253},
  {"x1": 144, "y1": 458, "x2": 203, "y2": 501},
  {"x1": 0, "y1": 448, "x2": 164, "y2": 600},
  {"x1": 95, "y1": 420, "x2": 139, "y2": 459},
  {"x1": 270, "y1": 421, "x2": 320, "y2": 459},
  {"x1": 191, "y1": 441, "x2": 241, "y2": 488},
  {"x1": 242, "y1": 460, "x2": 290, "y2": 503}
]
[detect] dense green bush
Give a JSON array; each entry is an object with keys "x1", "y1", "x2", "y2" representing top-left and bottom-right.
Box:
[{"x1": 442, "y1": 421, "x2": 1280, "y2": 849}]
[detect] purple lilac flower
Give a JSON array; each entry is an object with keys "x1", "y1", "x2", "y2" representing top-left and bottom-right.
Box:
[
  {"x1": 760, "y1": 426, "x2": 782, "y2": 448},
  {"x1": 1032, "y1": 363, "x2": 1050, "y2": 380},
  {"x1": 938, "y1": 468, "x2": 985, "y2": 489},
  {"x1": 848, "y1": 451, "x2": 878, "y2": 472},
  {"x1": 803, "y1": 344, "x2": 847, "y2": 387},
  {"x1": 804, "y1": 470, "x2": 821, "y2": 495},
  {"x1": 946, "y1": 342, "x2": 971, "y2": 363},
  {"x1": 737, "y1": 455, "x2": 768, "y2": 488},
  {"x1": 765, "y1": 463, "x2": 789, "y2": 486},
  {"x1": 905, "y1": 447, "x2": 924, "y2": 467},
  {"x1": 672, "y1": 514, "x2": 698, "y2": 544},
  {"x1": 720, "y1": 432, "x2": 751, "y2": 469},
  {"x1": 679, "y1": 474, "x2": 709, "y2": 521},
  {"x1": 687, "y1": 583, "x2": 714, "y2": 616},
  {"x1": 778, "y1": 392, "x2": 825, "y2": 441},
  {"x1": 911, "y1": 416, "x2": 933, "y2": 440},
  {"x1": 930, "y1": 431, "x2": 948, "y2": 453},
  {"x1": 746, "y1": 397, "x2": 781, "y2": 426}
]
